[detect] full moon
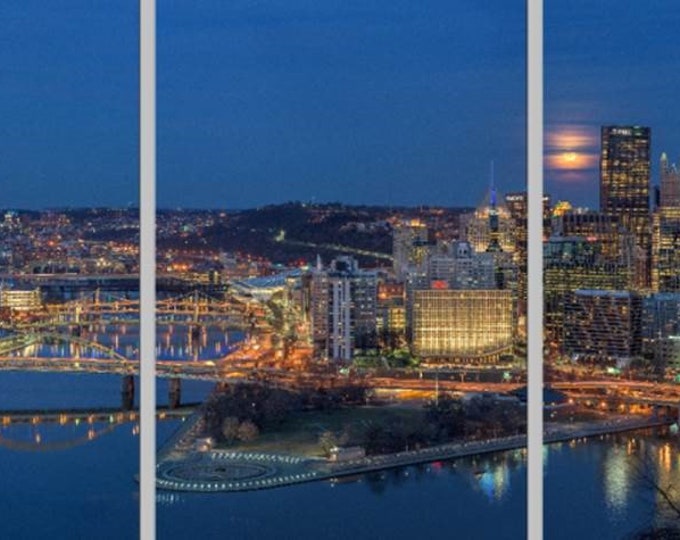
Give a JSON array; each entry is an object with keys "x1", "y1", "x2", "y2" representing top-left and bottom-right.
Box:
[{"x1": 563, "y1": 152, "x2": 578, "y2": 163}]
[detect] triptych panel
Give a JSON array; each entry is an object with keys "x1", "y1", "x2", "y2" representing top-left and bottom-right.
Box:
[
  {"x1": 0, "y1": 2, "x2": 140, "y2": 538},
  {"x1": 543, "y1": 2, "x2": 680, "y2": 538}
]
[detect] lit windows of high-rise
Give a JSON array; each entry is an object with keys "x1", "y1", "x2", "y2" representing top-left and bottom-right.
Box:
[
  {"x1": 309, "y1": 256, "x2": 377, "y2": 361},
  {"x1": 392, "y1": 220, "x2": 430, "y2": 281},
  {"x1": 660, "y1": 152, "x2": 680, "y2": 209},
  {"x1": 460, "y1": 189, "x2": 516, "y2": 255},
  {"x1": 651, "y1": 207, "x2": 680, "y2": 293},
  {"x1": 563, "y1": 289, "x2": 643, "y2": 368},
  {"x1": 652, "y1": 153, "x2": 680, "y2": 293},
  {"x1": 599, "y1": 125, "x2": 651, "y2": 287},
  {"x1": 642, "y1": 293, "x2": 680, "y2": 372},
  {"x1": 544, "y1": 237, "x2": 628, "y2": 354}
]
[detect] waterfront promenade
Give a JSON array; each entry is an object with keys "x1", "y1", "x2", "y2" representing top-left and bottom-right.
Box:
[{"x1": 155, "y1": 414, "x2": 672, "y2": 493}]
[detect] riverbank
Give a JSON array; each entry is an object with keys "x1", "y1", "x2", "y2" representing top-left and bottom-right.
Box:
[{"x1": 155, "y1": 414, "x2": 673, "y2": 492}]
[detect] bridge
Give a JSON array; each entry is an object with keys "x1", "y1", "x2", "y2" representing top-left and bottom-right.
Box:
[
  {"x1": 10, "y1": 290, "x2": 251, "y2": 329},
  {"x1": 0, "y1": 404, "x2": 197, "y2": 452},
  {"x1": 1, "y1": 272, "x2": 228, "y2": 295},
  {"x1": 0, "y1": 356, "x2": 239, "y2": 378},
  {"x1": 552, "y1": 380, "x2": 680, "y2": 419},
  {"x1": 0, "y1": 404, "x2": 197, "y2": 426},
  {"x1": 0, "y1": 288, "x2": 269, "y2": 373}
]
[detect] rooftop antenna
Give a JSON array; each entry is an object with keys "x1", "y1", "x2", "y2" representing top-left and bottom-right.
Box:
[{"x1": 489, "y1": 160, "x2": 496, "y2": 208}]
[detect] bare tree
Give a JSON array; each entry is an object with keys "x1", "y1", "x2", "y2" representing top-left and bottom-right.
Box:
[{"x1": 630, "y1": 445, "x2": 680, "y2": 539}]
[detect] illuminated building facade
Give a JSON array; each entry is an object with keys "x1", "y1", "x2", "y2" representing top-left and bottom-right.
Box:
[
  {"x1": 651, "y1": 207, "x2": 680, "y2": 292},
  {"x1": 460, "y1": 190, "x2": 516, "y2": 255},
  {"x1": 403, "y1": 269, "x2": 429, "y2": 342},
  {"x1": 660, "y1": 152, "x2": 680, "y2": 208},
  {"x1": 551, "y1": 211, "x2": 622, "y2": 262},
  {"x1": 392, "y1": 220, "x2": 430, "y2": 280},
  {"x1": 461, "y1": 189, "x2": 518, "y2": 295},
  {"x1": 600, "y1": 126, "x2": 651, "y2": 287},
  {"x1": 0, "y1": 288, "x2": 42, "y2": 312},
  {"x1": 642, "y1": 293, "x2": 680, "y2": 371},
  {"x1": 427, "y1": 241, "x2": 495, "y2": 290},
  {"x1": 310, "y1": 256, "x2": 377, "y2": 360},
  {"x1": 504, "y1": 192, "x2": 551, "y2": 356},
  {"x1": 376, "y1": 282, "x2": 406, "y2": 344},
  {"x1": 544, "y1": 237, "x2": 628, "y2": 352},
  {"x1": 652, "y1": 153, "x2": 680, "y2": 293},
  {"x1": 411, "y1": 289, "x2": 513, "y2": 363},
  {"x1": 564, "y1": 289, "x2": 643, "y2": 367}
]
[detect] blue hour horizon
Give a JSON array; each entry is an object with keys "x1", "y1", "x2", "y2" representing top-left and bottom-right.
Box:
[
  {"x1": 3, "y1": 1, "x2": 526, "y2": 210},
  {"x1": 4, "y1": 2, "x2": 680, "y2": 211}
]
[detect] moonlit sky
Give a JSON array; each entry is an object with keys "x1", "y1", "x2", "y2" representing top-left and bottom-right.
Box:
[
  {"x1": 545, "y1": 1, "x2": 680, "y2": 208},
  {"x1": 4, "y1": 2, "x2": 679, "y2": 211}
]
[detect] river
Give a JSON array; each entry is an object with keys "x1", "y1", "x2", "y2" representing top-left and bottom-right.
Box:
[{"x1": 1, "y1": 322, "x2": 678, "y2": 539}]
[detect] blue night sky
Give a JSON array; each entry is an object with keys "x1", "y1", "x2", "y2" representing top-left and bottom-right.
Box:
[
  {"x1": 1, "y1": 1, "x2": 525, "y2": 210},
  {"x1": 1, "y1": 1, "x2": 139, "y2": 209},
  {"x1": 3, "y1": 2, "x2": 680, "y2": 210}
]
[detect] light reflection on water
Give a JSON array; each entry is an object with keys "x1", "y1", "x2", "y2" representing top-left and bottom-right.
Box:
[
  {"x1": 544, "y1": 428, "x2": 680, "y2": 538},
  {"x1": 6, "y1": 316, "x2": 680, "y2": 537},
  {"x1": 603, "y1": 444, "x2": 630, "y2": 515},
  {"x1": 11, "y1": 322, "x2": 242, "y2": 362}
]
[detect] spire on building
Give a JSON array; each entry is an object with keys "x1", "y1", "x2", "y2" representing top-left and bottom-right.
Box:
[{"x1": 487, "y1": 161, "x2": 502, "y2": 253}]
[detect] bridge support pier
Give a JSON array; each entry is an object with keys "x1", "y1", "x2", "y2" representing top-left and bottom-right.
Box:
[
  {"x1": 121, "y1": 375, "x2": 135, "y2": 411},
  {"x1": 169, "y1": 378, "x2": 181, "y2": 409}
]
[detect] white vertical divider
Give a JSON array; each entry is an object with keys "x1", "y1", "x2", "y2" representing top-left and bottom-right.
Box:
[
  {"x1": 140, "y1": 0, "x2": 156, "y2": 538},
  {"x1": 527, "y1": 0, "x2": 543, "y2": 539}
]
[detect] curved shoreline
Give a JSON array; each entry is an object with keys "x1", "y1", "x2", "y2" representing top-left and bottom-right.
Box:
[{"x1": 155, "y1": 415, "x2": 672, "y2": 493}]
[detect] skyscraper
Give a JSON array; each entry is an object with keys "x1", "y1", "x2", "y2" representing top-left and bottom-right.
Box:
[
  {"x1": 392, "y1": 220, "x2": 430, "y2": 281},
  {"x1": 310, "y1": 256, "x2": 377, "y2": 361},
  {"x1": 660, "y1": 152, "x2": 680, "y2": 208},
  {"x1": 600, "y1": 125, "x2": 651, "y2": 287},
  {"x1": 651, "y1": 153, "x2": 680, "y2": 292},
  {"x1": 564, "y1": 289, "x2": 643, "y2": 368},
  {"x1": 505, "y1": 191, "x2": 552, "y2": 316}
]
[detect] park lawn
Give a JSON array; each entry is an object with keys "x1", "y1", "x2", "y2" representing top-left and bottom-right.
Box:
[{"x1": 220, "y1": 404, "x2": 426, "y2": 457}]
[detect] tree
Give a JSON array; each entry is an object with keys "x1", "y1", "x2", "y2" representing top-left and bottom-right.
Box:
[
  {"x1": 260, "y1": 388, "x2": 299, "y2": 427},
  {"x1": 237, "y1": 420, "x2": 259, "y2": 442},
  {"x1": 462, "y1": 395, "x2": 525, "y2": 438},
  {"x1": 221, "y1": 416, "x2": 240, "y2": 444},
  {"x1": 425, "y1": 395, "x2": 465, "y2": 441},
  {"x1": 628, "y1": 447, "x2": 680, "y2": 539}
]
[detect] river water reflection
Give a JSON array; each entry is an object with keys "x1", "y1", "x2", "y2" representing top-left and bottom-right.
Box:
[
  {"x1": 2, "y1": 321, "x2": 680, "y2": 538},
  {"x1": 154, "y1": 429, "x2": 680, "y2": 540}
]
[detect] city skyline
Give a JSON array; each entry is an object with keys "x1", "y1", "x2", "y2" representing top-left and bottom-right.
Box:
[
  {"x1": 545, "y1": 1, "x2": 680, "y2": 208},
  {"x1": 5, "y1": 3, "x2": 680, "y2": 539}
]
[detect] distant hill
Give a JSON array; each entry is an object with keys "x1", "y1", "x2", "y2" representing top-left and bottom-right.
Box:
[
  {"x1": 166, "y1": 202, "x2": 472, "y2": 266},
  {"x1": 50, "y1": 203, "x2": 473, "y2": 267}
]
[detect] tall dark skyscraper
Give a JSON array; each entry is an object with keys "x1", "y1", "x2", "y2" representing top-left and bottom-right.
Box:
[{"x1": 600, "y1": 125, "x2": 651, "y2": 287}]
